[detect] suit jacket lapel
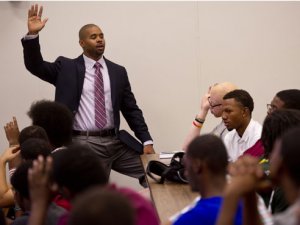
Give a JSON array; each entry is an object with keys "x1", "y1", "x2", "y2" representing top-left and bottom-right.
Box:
[
  {"x1": 104, "y1": 57, "x2": 117, "y2": 108},
  {"x1": 75, "y1": 55, "x2": 85, "y2": 103}
]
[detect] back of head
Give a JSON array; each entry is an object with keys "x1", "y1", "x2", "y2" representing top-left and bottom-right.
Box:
[
  {"x1": 52, "y1": 144, "x2": 108, "y2": 196},
  {"x1": 11, "y1": 161, "x2": 32, "y2": 200},
  {"x1": 20, "y1": 138, "x2": 52, "y2": 161},
  {"x1": 210, "y1": 82, "x2": 238, "y2": 99},
  {"x1": 27, "y1": 100, "x2": 73, "y2": 149},
  {"x1": 18, "y1": 125, "x2": 49, "y2": 145},
  {"x1": 187, "y1": 134, "x2": 228, "y2": 176},
  {"x1": 69, "y1": 187, "x2": 135, "y2": 225},
  {"x1": 223, "y1": 89, "x2": 254, "y2": 114},
  {"x1": 261, "y1": 109, "x2": 300, "y2": 158},
  {"x1": 280, "y1": 126, "x2": 300, "y2": 187},
  {"x1": 276, "y1": 89, "x2": 300, "y2": 110}
]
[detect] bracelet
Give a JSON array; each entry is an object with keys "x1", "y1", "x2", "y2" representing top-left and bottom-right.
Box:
[
  {"x1": 195, "y1": 117, "x2": 205, "y2": 124},
  {"x1": 193, "y1": 121, "x2": 203, "y2": 128}
]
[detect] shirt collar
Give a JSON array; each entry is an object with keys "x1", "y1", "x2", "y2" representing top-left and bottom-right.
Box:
[
  {"x1": 83, "y1": 54, "x2": 105, "y2": 70},
  {"x1": 239, "y1": 119, "x2": 254, "y2": 143}
]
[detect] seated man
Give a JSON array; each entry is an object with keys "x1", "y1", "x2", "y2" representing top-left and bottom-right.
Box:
[
  {"x1": 169, "y1": 134, "x2": 242, "y2": 225},
  {"x1": 182, "y1": 82, "x2": 237, "y2": 150},
  {"x1": 222, "y1": 89, "x2": 262, "y2": 161},
  {"x1": 216, "y1": 126, "x2": 300, "y2": 225},
  {"x1": 267, "y1": 89, "x2": 300, "y2": 115}
]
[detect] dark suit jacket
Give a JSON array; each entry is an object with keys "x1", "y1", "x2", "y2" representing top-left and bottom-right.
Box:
[{"x1": 21, "y1": 37, "x2": 152, "y2": 143}]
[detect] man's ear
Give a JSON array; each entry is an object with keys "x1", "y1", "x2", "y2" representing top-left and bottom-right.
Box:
[
  {"x1": 193, "y1": 159, "x2": 203, "y2": 174},
  {"x1": 79, "y1": 40, "x2": 84, "y2": 48}
]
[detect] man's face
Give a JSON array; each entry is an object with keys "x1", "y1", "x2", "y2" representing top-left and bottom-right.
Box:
[
  {"x1": 267, "y1": 96, "x2": 285, "y2": 115},
  {"x1": 208, "y1": 93, "x2": 223, "y2": 117},
  {"x1": 222, "y1": 98, "x2": 245, "y2": 131},
  {"x1": 79, "y1": 26, "x2": 105, "y2": 61}
]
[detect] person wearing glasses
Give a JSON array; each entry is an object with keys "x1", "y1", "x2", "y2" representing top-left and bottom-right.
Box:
[
  {"x1": 267, "y1": 89, "x2": 300, "y2": 115},
  {"x1": 182, "y1": 82, "x2": 237, "y2": 151}
]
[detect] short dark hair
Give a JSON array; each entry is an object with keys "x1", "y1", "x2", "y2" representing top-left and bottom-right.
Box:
[
  {"x1": 261, "y1": 109, "x2": 300, "y2": 158},
  {"x1": 79, "y1": 24, "x2": 98, "y2": 40},
  {"x1": 276, "y1": 89, "x2": 300, "y2": 110},
  {"x1": 187, "y1": 134, "x2": 228, "y2": 176},
  {"x1": 52, "y1": 144, "x2": 108, "y2": 195},
  {"x1": 18, "y1": 125, "x2": 49, "y2": 145},
  {"x1": 223, "y1": 89, "x2": 254, "y2": 113},
  {"x1": 27, "y1": 100, "x2": 73, "y2": 149},
  {"x1": 69, "y1": 187, "x2": 135, "y2": 225},
  {"x1": 20, "y1": 138, "x2": 52, "y2": 161},
  {"x1": 280, "y1": 126, "x2": 300, "y2": 187},
  {"x1": 11, "y1": 161, "x2": 33, "y2": 199}
]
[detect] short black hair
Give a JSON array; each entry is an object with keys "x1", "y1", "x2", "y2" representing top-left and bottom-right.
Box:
[
  {"x1": 223, "y1": 89, "x2": 254, "y2": 113},
  {"x1": 187, "y1": 134, "x2": 228, "y2": 176},
  {"x1": 11, "y1": 161, "x2": 33, "y2": 199},
  {"x1": 79, "y1": 24, "x2": 99, "y2": 40},
  {"x1": 18, "y1": 125, "x2": 49, "y2": 145},
  {"x1": 261, "y1": 109, "x2": 300, "y2": 158},
  {"x1": 20, "y1": 138, "x2": 52, "y2": 161},
  {"x1": 27, "y1": 100, "x2": 73, "y2": 149},
  {"x1": 276, "y1": 89, "x2": 300, "y2": 110},
  {"x1": 280, "y1": 126, "x2": 300, "y2": 187},
  {"x1": 69, "y1": 187, "x2": 135, "y2": 225},
  {"x1": 52, "y1": 144, "x2": 108, "y2": 195}
]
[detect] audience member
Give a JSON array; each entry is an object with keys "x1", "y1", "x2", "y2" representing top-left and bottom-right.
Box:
[
  {"x1": 27, "y1": 100, "x2": 73, "y2": 151},
  {"x1": 216, "y1": 126, "x2": 300, "y2": 225},
  {"x1": 182, "y1": 82, "x2": 237, "y2": 150},
  {"x1": 10, "y1": 161, "x2": 66, "y2": 225},
  {"x1": 258, "y1": 109, "x2": 300, "y2": 214},
  {"x1": 26, "y1": 143, "x2": 159, "y2": 225},
  {"x1": 222, "y1": 89, "x2": 262, "y2": 161},
  {"x1": 19, "y1": 126, "x2": 49, "y2": 145},
  {"x1": 267, "y1": 89, "x2": 300, "y2": 115},
  {"x1": 69, "y1": 187, "x2": 135, "y2": 225},
  {"x1": 169, "y1": 134, "x2": 242, "y2": 225}
]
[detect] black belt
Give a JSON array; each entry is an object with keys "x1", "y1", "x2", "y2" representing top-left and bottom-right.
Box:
[{"x1": 73, "y1": 129, "x2": 116, "y2": 137}]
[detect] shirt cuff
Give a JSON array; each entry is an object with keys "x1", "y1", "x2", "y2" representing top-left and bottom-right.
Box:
[
  {"x1": 23, "y1": 33, "x2": 39, "y2": 40},
  {"x1": 143, "y1": 140, "x2": 153, "y2": 146}
]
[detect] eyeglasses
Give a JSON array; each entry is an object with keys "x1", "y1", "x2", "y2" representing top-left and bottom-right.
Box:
[
  {"x1": 208, "y1": 97, "x2": 222, "y2": 108},
  {"x1": 267, "y1": 104, "x2": 278, "y2": 113}
]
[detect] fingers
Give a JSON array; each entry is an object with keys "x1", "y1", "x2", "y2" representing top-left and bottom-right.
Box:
[
  {"x1": 28, "y1": 4, "x2": 43, "y2": 18},
  {"x1": 38, "y1": 5, "x2": 43, "y2": 18}
]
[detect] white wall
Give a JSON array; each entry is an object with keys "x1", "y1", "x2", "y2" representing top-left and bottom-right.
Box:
[{"x1": 1, "y1": 1, "x2": 299, "y2": 190}]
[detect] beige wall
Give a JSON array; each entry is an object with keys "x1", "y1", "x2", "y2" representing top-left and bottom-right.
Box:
[{"x1": 1, "y1": 1, "x2": 299, "y2": 190}]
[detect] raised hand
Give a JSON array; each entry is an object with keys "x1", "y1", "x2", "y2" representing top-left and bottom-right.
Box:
[
  {"x1": 28, "y1": 4, "x2": 48, "y2": 35},
  {"x1": 4, "y1": 116, "x2": 20, "y2": 147},
  {"x1": 0, "y1": 146, "x2": 20, "y2": 163}
]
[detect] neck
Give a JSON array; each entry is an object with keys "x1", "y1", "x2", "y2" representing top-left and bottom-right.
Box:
[
  {"x1": 83, "y1": 53, "x2": 102, "y2": 61},
  {"x1": 236, "y1": 117, "x2": 251, "y2": 137},
  {"x1": 199, "y1": 176, "x2": 226, "y2": 198}
]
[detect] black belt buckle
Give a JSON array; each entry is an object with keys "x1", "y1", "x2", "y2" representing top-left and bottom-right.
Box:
[{"x1": 73, "y1": 129, "x2": 115, "y2": 137}]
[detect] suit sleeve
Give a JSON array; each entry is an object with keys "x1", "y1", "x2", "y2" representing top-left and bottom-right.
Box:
[
  {"x1": 120, "y1": 69, "x2": 153, "y2": 143},
  {"x1": 21, "y1": 36, "x2": 61, "y2": 85}
]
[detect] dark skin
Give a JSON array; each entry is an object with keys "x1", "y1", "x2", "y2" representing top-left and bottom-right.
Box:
[{"x1": 26, "y1": 4, "x2": 155, "y2": 154}]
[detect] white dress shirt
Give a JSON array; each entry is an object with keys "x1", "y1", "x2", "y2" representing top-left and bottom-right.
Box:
[{"x1": 224, "y1": 119, "x2": 262, "y2": 162}]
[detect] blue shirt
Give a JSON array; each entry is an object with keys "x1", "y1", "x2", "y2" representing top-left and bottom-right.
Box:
[{"x1": 173, "y1": 196, "x2": 242, "y2": 225}]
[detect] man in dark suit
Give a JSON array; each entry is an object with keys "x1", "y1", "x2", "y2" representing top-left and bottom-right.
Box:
[{"x1": 21, "y1": 4, "x2": 155, "y2": 186}]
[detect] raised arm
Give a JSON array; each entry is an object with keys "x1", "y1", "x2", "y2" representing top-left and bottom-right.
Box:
[
  {"x1": 27, "y1": 4, "x2": 48, "y2": 35},
  {"x1": 4, "y1": 117, "x2": 22, "y2": 169},
  {"x1": 182, "y1": 90, "x2": 210, "y2": 151}
]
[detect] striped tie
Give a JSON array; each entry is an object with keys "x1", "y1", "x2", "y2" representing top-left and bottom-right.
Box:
[{"x1": 94, "y1": 62, "x2": 107, "y2": 128}]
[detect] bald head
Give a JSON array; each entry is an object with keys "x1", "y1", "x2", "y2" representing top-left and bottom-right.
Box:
[
  {"x1": 79, "y1": 24, "x2": 99, "y2": 40},
  {"x1": 210, "y1": 82, "x2": 238, "y2": 99},
  {"x1": 208, "y1": 82, "x2": 238, "y2": 117}
]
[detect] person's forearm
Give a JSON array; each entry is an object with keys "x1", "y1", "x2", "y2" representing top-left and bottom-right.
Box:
[
  {"x1": 243, "y1": 193, "x2": 263, "y2": 225},
  {"x1": 0, "y1": 159, "x2": 9, "y2": 195},
  {"x1": 216, "y1": 192, "x2": 240, "y2": 225},
  {"x1": 28, "y1": 201, "x2": 48, "y2": 225}
]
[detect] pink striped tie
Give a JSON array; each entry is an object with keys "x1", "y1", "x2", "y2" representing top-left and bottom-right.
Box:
[{"x1": 94, "y1": 62, "x2": 107, "y2": 128}]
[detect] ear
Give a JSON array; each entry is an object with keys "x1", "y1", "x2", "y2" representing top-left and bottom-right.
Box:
[
  {"x1": 193, "y1": 160, "x2": 203, "y2": 174},
  {"x1": 79, "y1": 40, "x2": 85, "y2": 48},
  {"x1": 242, "y1": 107, "x2": 249, "y2": 117}
]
